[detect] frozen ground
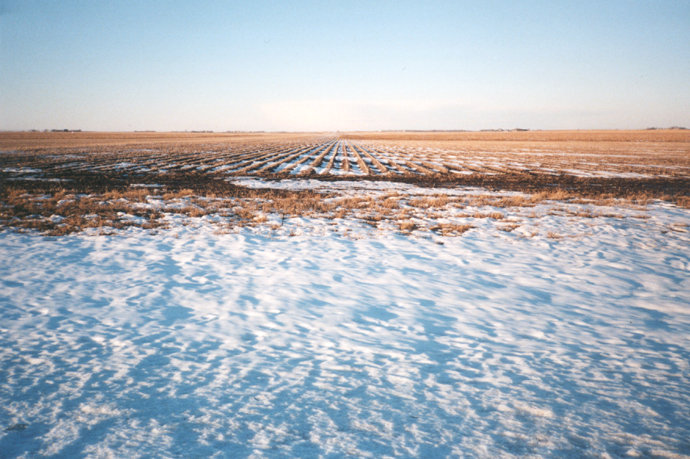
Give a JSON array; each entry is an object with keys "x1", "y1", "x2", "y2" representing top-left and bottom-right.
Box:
[
  {"x1": 1, "y1": 195, "x2": 690, "y2": 458},
  {"x1": 4, "y1": 135, "x2": 690, "y2": 181}
]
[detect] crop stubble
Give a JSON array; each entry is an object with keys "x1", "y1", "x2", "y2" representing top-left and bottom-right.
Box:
[{"x1": 1, "y1": 130, "x2": 689, "y2": 235}]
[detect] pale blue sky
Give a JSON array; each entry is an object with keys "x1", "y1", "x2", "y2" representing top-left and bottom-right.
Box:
[{"x1": 1, "y1": 0, "x2": 689, "y2": 131}]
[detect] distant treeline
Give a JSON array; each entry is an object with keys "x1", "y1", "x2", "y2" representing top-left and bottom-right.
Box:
[
  {"x1": 379, "y1": 129, "x2": 531, "y2": 132},
  {"x1": 27, "y1": 129, "x2": 83, "y2": 132}
]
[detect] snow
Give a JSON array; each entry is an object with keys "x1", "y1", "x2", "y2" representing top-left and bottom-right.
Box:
[
  {"x1": 1, "y1": 168, "x2": 42, "y2": 173},
  {"x1": 228, "y1": 177, "x2": 495, "y2": 197},
  {"x1": 1, "y1": 195, "x2": 690, "y2": 458}
]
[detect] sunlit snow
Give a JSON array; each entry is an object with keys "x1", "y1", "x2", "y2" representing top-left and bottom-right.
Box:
[{"x1": 1, "y1": 203, "x2": 689, "y2": 458}]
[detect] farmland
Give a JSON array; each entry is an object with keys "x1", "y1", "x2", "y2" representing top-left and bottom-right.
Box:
[
  {"x1": 1, "y1": 130, "x2": 689, "y2": 236},
  {"x1": 1, "y1": 131, "x2": 690, "y2": 458},
  {"x1": 2, "y1": 130, "x2": 690, "y2": 186}
]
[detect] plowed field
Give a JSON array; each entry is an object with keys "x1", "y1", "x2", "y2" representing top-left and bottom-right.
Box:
[{"x1": 2, "y1": 130, "x2": 689, "y2": 200}]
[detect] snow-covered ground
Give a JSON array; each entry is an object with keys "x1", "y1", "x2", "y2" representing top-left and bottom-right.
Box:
[{"x1": 1, "y1": 193, "x2": 690, "y2": 458}]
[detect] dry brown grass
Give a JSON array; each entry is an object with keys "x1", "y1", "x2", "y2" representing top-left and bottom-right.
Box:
[
  {"x1": 0, "y1": 131, "x2": 322, "y2": 151},
  {"x1": 457, "y1": 191, "x2": 573, "y2": 209},
  {"x1": 0, "y1": 188, "x2": 168, "y2": 235},
  {"x1": 380, "y1": 197, "x2": 401, "y2": 209},
  {"x1": 162, "y1": 189, "x2": 195, "y2": 199},
  {"x1": 398, "y1": 220, "x2": 417, "y2": 232},
  {"x1": 0, "y1": 183, "x2": 679, "y2": 239},
  {"x1": 675, "y1": 196, "x2": 690, "y2": 209},
  {"x1": 409, "y1": 196, "x2": 450, "y2": 208},
  {"x1": 430, "y1": 223, "x2": 474, "y2": 236},
  {"x1": 472, "y1": 212, "x2": 504, "y2": 220},
  {"x1": 233, "y1": 208, "x2": 255, "y2": 219},
  {"x1": 339, "y1": 129, "x2": 690, "y2": 144},
  {"x1": 0, "y1": 183, "x2": 345, "y2": 235}
]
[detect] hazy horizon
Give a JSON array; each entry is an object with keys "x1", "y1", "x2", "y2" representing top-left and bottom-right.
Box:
[
  {"x1": 4, "y1": 128, "x2": 690, "y2": 134},
  {"x1": 2, "y1": 1, "x2": 689, "y2": 132}
]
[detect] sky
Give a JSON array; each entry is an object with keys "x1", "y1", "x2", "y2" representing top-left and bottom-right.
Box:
[{"x1": 1, "y1": 0, "x2": 689, "y2": 131}]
